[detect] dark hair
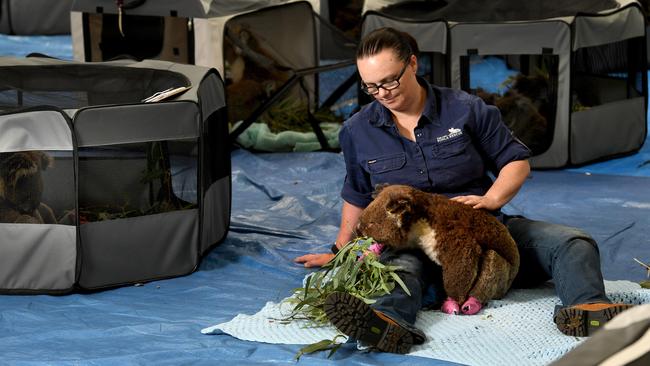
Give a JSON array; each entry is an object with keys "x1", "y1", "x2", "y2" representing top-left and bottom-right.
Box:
[{"x1": 356, "y1": 27, "x2": 419, "y2": 62}]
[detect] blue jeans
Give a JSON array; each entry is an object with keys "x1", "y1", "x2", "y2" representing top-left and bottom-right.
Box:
[{"x1": 370, "y1": 215, "x2": 610, "y2": 342}]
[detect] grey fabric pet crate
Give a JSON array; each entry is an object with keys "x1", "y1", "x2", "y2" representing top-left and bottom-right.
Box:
[
  {"x1": 0, "y1": 56, "x2": 230, "y2": 293},
  {"x1": 0, "y1": 0, "x2": 73, "y2": 35},
  {"x1": 362, "y1": 0, "x2": 648, "y2": 168},
  {"x1": 70, "y1": 0, "x2": 358, "y2": 152}
]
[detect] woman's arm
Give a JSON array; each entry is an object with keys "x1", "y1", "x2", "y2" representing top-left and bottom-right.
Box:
[
  {"x1": 334, "y1": 201, "x2": 364, "y2": 249},
  {"x1": 294, "y1": 201, "x2": 364, "y2": 267},
  {"x1": 451, "y1": 159, "x2": 530, "y2": 210}
]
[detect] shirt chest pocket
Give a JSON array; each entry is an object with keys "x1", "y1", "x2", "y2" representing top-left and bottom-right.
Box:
[
  {"x1": 365, "y1": 152, "x2": 406, "y2": 174},
  {"x1": 432, "y1": 135, "x2": 470, "y2": 159}
]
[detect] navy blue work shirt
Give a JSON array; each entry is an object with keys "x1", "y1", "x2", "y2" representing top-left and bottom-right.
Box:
[{"x1": 339, "y1": 77, "x2": 531, "y2": 209}]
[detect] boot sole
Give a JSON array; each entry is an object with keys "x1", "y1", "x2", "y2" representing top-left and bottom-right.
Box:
[
  {"x1": 323, "y1": 292, "x2": 413, "y2": 354},
  {"x1": 554, "y1": 304, "x2": 633, "y2": 336}
]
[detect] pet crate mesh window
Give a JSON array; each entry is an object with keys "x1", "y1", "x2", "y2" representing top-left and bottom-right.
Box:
[
  {"x1": 83, "y1": 13, "x2": 193, "y2": 63},
  {"x1": 77, "y1": 139, "x2": 197, "y2": 223},
  {"x1": 461, "y1": 54, "x2": 558, "y2": 156},
  {"x1": 0, "y1": 149, "x2": 74, "y2": 225},
  {"x1": 225, "y1": 1, "x2": 358, "y2": 153},
  {"x1": 224, "y1": 5, "x2": 318, "y2": 137},
  {"x1": 572, "y1": 37, "x2": 646, "y2": 111},
  {"x1": 223, "y1": 13, "x2": 302, "y2": 127},
  {"x1": 0, "y1": 65, "x2": 191, "y2": 111}
]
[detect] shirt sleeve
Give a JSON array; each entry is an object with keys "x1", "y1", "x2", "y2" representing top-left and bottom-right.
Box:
[
  {"x1": 469, "y1": 96, "x2": 531, "y2": 171},
  {"x1": 338, "y1": 122, "x2": 373, "y2": 208}
]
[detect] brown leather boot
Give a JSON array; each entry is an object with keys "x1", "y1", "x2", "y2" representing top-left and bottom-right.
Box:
[
  {"x1": 554, "y1": 303, "x2": 634, "y2": 336},
  {"x1": 323, "y1": 291, "x2": 415, "y2": 354}
]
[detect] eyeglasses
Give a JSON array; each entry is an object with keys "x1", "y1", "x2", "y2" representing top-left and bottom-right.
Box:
[{"x1": 360, "y1": 62, "x2": 409, "y2": 95}]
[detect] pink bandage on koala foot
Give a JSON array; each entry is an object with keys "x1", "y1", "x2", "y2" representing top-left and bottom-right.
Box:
[
  {"x1": 461, "y1": 296, "x2": 482, "y2": 315},
  {"x1": 441, "y1": 297, "x2": 460, "y2": 315}
]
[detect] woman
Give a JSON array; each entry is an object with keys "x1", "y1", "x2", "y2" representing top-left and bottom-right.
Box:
[{"x1": 295, "y1": 27, "x2": 632, "y2": 354}]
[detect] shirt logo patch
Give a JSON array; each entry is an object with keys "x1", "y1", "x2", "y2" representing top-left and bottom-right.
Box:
[{"x1": 436, "y1": 128, "x2": 463, "y2": 143}]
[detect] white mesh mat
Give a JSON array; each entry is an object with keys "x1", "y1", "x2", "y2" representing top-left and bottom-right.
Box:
[{"x1": 202, "y1": 280, "x2": 650, "y2": 366}]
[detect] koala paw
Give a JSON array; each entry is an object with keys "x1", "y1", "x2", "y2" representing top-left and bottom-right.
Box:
[
  {"x1": 441, "y1": 297, "x2": 460, "y2": 315},
  {"x1": 461, "y1": 296, "x2": 482, "y2": 315}
]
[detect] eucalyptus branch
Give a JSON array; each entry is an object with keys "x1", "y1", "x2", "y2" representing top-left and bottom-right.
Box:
[{"x1": 280, "y1": 237, "x2": 409, "y2": 360}]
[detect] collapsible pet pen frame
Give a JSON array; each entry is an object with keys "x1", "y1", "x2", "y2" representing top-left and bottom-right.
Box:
[
  {"x1": 70, "y1": 0, "x2": 358, "y2": 152},
  {"x1": 0, "y1": 56, "x2": 230, "y2": 294},
  {"x1": 0, "y1": 0, "x2": 73, "y2": 35},
  {"x1": 362, "y1": 0, "x2": 648, "y2": 168}
]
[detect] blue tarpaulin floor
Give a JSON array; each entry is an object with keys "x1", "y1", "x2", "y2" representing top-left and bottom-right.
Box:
[
  {"x1": 2, "y1": 148, "x2": 650, "y2": 366},
  {"x1": 1, "y1": 35, "x2": 650, "y2": 365}
]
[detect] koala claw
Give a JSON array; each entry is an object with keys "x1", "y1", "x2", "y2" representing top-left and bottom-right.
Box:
[
  {"x1": 461, "y1": 296, "x2": 482, "y2": 315},
  {"x1": 441, "y1": 298, "x2": 460, "y2": 315}
]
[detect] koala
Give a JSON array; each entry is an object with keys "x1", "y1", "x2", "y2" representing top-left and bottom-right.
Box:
[
  {"x1": 0, "y1": 151, "x2": 56, "y2": 224},
  {"x1": 496, "y1": 90, "x2": 549, "y2": 155},
  {"x1": 357, "y1": 184, "x2": 520, "y2": 315},
  {"x1": 476, "y1": 88, "x2": 549, "y2": 155}
]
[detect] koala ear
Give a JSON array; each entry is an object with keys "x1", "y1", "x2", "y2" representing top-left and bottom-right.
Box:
[
  {"x1": 33, "y1": 151, "x2": 53, "y2": 170},
  {"x1": 386, "y1": 196, "x2": 414, "y2": 228},
  {"x1": 386, "y1": 197, "x2": 411, "y2": 216}
]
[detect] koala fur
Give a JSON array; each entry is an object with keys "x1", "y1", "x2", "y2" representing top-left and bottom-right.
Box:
[
  {"x1": 357, "y1": 184, "x2": 519, "y2": 305},
  {"x1": 0, "y1": 151, "x2": 56, "y2": 224}
]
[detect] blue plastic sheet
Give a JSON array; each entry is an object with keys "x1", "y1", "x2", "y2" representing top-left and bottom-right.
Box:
[{"x1": 2, "y1": 149, "x2": 650, "y2": 365}]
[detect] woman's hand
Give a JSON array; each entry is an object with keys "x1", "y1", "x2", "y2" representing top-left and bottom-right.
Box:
[
  {"x1": 450, "y1": 194, "x2": 501, "y2": 211},
  {"x1": 294, "y1": 253, "x2": 335, "y2": 268},
  {"x1": 451, "y1": 160, "x2": 530, "y2": 211},
  {"x1": 294, "y1": 201, "x2": 363, "y2": 268}
]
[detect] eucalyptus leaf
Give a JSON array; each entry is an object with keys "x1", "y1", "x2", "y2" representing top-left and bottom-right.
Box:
[
  {"x1": 389, "y1": 271, "x2": 412, "y2": 296},
  {"x1": 294, "y1": 339, "x2": 340, "y2": 361},
  {"x1": 303, "y1": 274, "x2": 312, "y2": 300}
]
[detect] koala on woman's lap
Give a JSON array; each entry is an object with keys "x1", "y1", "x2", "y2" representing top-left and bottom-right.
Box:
[{"x1": 357, "y1": 184, "x2": 520, "y2": 315}]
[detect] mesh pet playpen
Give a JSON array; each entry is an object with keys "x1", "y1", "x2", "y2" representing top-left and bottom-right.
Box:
[
  {"x1": 362, "y1": 0, "x2": 648, "y2": 168},
  {"x1": 0, "y1": 56, "x2": 230, "y2": 293},
  {"x1": 70, "y1": 0, "x2": 358, "y2": 152},
  {"x1": 0, "y1": 0, "x2": 73, "y2": 35}
]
